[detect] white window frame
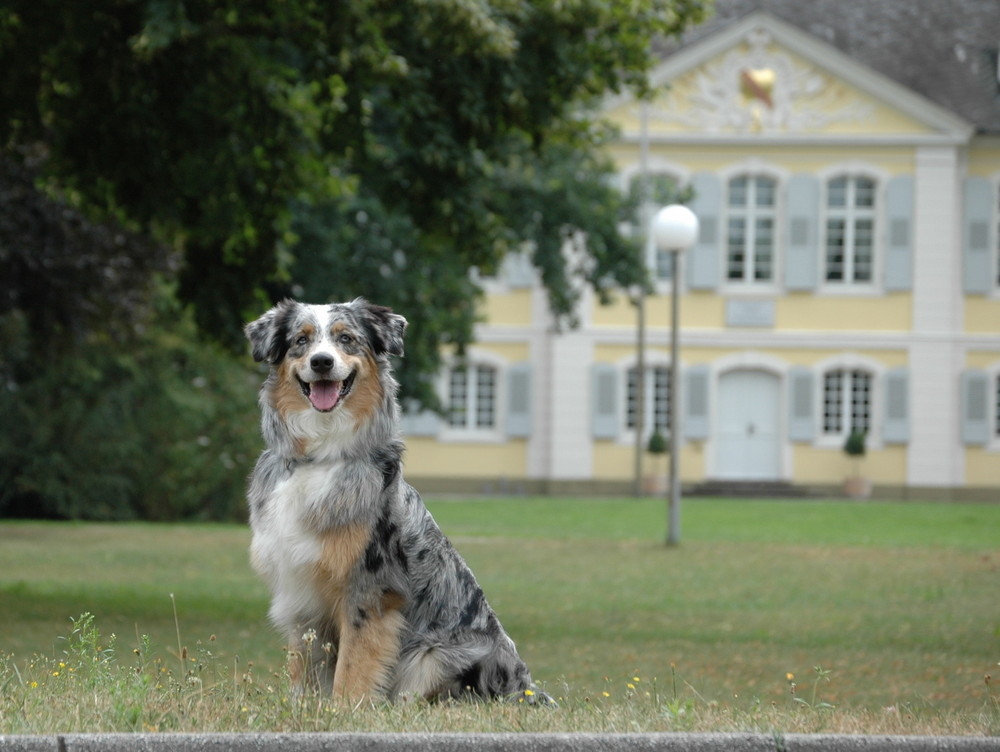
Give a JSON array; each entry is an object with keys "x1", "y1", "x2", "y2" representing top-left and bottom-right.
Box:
[
  {"x1": 821, "y1": 368, "x2": 873, "y2": 437},
  {"x1": 617, "y1": 355, "x2": 673, "y2": 446},
  {"x1": 818, "y1": 166, "x2": 887, "y2": 295},
  {"x1": 626, "y1": 364, "x2": 672, "y2": 438},
  {"x1": 814, "y1": 355, "x2": 885, "y2": 449},
  {"x1": 439, "y1": 352, "x2": 506, "y2": 442},
  {"x1": 724, "y1": 173, "x2": 779, "y2": 287}
]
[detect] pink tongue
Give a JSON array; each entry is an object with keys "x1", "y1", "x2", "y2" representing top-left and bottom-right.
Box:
[{"x1": 309, "y1": 380, "x2": 341, "y2": 411}]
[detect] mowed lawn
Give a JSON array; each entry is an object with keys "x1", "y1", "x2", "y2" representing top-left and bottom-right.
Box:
[{"x1": 1, "y1": 498, "x2": 997, "y2": 716}]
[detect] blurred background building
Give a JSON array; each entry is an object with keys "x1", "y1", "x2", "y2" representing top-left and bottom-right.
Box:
[{"x1": 402, "y1": 0, "x2": 1000, "y2": 501}]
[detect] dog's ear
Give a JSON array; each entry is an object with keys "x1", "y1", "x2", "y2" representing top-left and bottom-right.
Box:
[
  {"x1": 245, "y1": 300, "x2": 295, "y2": 364},
  {"x1": 356, "y1": 300, "x2": 407, "y2": 358}
]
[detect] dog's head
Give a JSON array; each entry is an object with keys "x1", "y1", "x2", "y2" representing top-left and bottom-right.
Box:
[{"x1": 245, "y1": 298, "x2": 406, "y2": 416}]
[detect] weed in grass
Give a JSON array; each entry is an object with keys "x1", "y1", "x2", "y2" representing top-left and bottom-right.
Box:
[
  {"x1": 3, "y1": 614, "x2": 1000, "y2": 736},
  {"x1": 788, "y1": 666, "x2": 835, "y2": 712}
]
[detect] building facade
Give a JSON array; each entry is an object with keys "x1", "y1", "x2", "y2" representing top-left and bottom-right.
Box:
[{"x1": 403, "y1": 3, "x2": 1000, "y2": 500}]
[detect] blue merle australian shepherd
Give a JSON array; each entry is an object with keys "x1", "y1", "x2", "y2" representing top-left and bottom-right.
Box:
[{"x1": 245, "y1": 299, "x2": 550, "y2": 704}]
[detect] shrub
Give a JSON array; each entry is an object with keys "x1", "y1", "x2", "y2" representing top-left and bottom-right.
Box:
[{"x1": 0, "y1": 296, "x2": 261, "y2": 521}]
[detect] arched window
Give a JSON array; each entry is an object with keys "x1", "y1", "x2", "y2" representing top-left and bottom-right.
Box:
[
  {"x1": 726, "y1": 174, "x2": 776, "y2": 283},
  {"x1": 626, "y1": 365, "x2": 671, "y2": 434},
  {"x1": 822, "y1": 368, "x2": 872, "y2": 437},
  {"x1": 824, "y1": 175, "x2": 876, "y2": 284}
]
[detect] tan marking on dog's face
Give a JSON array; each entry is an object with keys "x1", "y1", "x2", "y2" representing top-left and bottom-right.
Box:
[
  {"x1": 347, "y1": 353, "x2": 385, "y2": 430},
  {"x1": 273, "y1": 359, "x2": 309, "y2": 420}
]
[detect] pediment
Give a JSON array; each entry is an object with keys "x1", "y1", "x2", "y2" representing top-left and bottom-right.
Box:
[{"x1": 606, "y1": 12, "x2": 972, "y2": 143}]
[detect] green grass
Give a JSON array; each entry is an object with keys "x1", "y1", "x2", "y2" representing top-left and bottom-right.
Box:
[{"x1": 1, "y1": 498, "x2": 999, "y2": 735}]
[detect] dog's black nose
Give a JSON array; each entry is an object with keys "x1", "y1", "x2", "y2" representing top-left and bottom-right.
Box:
[{"x1": 310, "y1": 353, "x2": 334, "y2": 373}]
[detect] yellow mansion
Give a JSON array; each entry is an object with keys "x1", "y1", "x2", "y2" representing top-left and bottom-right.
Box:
[{"x1": 403, "y1": 3, "x2": 1000, "y2": 501}]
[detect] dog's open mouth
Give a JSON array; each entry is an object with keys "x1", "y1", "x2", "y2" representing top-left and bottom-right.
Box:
[{"x1": 298, "y1": 372, "x2": 355, "y2": 412}]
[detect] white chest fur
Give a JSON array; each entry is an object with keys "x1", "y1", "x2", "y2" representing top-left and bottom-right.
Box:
[{"x1": 251, "y1": 459, "x2": 348, "y2": 628}]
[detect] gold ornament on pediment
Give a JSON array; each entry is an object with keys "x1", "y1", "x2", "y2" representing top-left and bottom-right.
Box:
[{"x1": 740, "y1": 67, "x2": 775, "y2": 108}]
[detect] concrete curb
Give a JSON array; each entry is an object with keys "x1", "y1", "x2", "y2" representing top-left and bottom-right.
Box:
[{"x1": 2, "y1": 734, "x2": 999, "y2": 751}]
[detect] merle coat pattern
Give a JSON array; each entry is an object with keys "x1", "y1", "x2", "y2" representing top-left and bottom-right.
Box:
[{"x1": 245, "y1": 299, "x2": 548, "y2": 703}]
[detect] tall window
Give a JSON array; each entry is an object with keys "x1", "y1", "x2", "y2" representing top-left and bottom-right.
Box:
[
  {"x1": 823, "y1": 369, "x2": 872, "y2": 436},
  {"x1": 825, "y1": 176, "x2": 876, "y2": 284},
  {"x1": 626, "y1": 366, "x2": 671, "y2": 434},
  {"x1": 447, "y1": 365, "x2": 496, "y2": 430},
  {"x1": 726, "y1": 175, "x2": 776, "y2": 283}
]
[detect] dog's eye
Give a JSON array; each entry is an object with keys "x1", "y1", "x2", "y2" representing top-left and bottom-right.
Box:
[
  {"x1": 295, "y1": 335, "x2": 309, "y2": 346},
  {"x1": 337, "y1": 333, "x2": 354, "y2": 345}
]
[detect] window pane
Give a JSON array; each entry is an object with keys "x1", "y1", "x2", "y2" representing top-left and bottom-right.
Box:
[
  {"x1": 754, "y1": 218, "x2": 773, "y2": 280},
  {"x1": 828, "y1": 177, "x2": 847, "y2": 208},
  {"x1": 854, "y1": 178, "x2": 876, "y2": 208},
  {"x1": 853, "y1": 219, "x2": 874, "y2": 281},
  {"x1": 652, "y1": 368, "x2": 671, "y2": 433},
  {"x1": 728, "y1": 176, "x2": 748, "y2": 207},
  {"x1": 475, "y1": 366, "x2": 495, "y2": 428},
  {"x1": 823, "y1": 371, "x2": 844, "y2": 434},
  {"x1": 825, "y1": 219, "x2": 846, "y2": 281},
  {"x1": 626, "y1": 368, "x2": 638, "y2": 429},
  {"x1": 727, "y1": 217, "x2": 746, "y2": 280},
  {"x1": 850, "y1": 370, "x2": 871, "y2": 433},
  {"x1": 655, "y1": 249, "x2": 674, "y2": 280},
  {"x1": 755, "y1": 177, "x2": 775, "y2": 207},
  {"x1": 448, "y1": 368, "x2": 467, "y2": 427}
]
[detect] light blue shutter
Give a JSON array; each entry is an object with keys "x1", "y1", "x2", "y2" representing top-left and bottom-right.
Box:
[
  {"x1": 960, "y1": 369, "x2": 990, "y2": 445},
  {"x1": 505, "y1": 362, "x2": 532, "y2": 438},
  {"x1": 683, "y1": 365, "x2": 710, "y2": 440},
  {"x1": 884, "y1": 175, "x2": 914, "y2": 291},
  {"x1": 787, "y1": 368, "x2": 815, "y2": 443},
  {"x1": 882, "y1": 368, "x2": 910, "y2": 444},
  {"x1": 686, "y1": 173, "x2": 722, "y2": 290},
  {"x1": 784, "y1": 174, "x2": 820, "y2": 291},
  {"x1": 591, "y1": 364, "x2": 619, "y2": 439},
  {"x1": 400, "y1": 400, "x2": 440, "y2": 437},
  {"x1": 963, "y1": 177, "x2": 993, "y2": 295}
]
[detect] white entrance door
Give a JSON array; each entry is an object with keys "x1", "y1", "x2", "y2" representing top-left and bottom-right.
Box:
[{"x1": 716, "y1": 370, "x2": 781, "y2": 480}]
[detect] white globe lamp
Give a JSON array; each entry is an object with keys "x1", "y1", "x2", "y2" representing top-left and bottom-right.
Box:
[{"x1": 651, "y1": 204, "x2": 699, "y2": 253}]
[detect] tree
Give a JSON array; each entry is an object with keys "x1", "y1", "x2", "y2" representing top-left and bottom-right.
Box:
[{"x1": 0, "y1": 0, "x2": 707, "y2": 405}]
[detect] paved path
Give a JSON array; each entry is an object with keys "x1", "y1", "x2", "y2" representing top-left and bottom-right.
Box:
[{"x1": 2, "y1": 734, "x2": 998, "y2": 751}]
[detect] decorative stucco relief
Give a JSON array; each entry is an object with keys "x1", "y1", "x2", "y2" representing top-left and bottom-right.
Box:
[{"x1": 651, "y1": 27, "x2": 875, "y2": 133}]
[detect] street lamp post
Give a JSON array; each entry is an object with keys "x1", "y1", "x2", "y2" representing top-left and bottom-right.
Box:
[{"x1": 651, "y1": 205, "x2": 699, "y2": 547}]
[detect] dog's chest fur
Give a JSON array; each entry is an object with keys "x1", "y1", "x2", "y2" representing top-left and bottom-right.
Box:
[{"x1": 251, "y1": 457, "x2": 363, "y2": 624}]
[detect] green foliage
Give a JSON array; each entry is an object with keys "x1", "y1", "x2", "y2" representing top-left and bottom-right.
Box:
[
  {"x1": 0, "y1": 293, "x2": 260, "y2": 521},
  {"x1": 647, "y1": 430, "x2": 668, "y2": 455},
  {"x1": 0, "y1": 0, "x2": 708, "y2": 398},
  {"x1": 843, "y1": 430, "x2": 867, "y2": 457}
]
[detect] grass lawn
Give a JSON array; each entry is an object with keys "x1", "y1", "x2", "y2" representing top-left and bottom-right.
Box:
[{"x1": 1, "y1": 497, "x2": 998, "y2": 735}]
